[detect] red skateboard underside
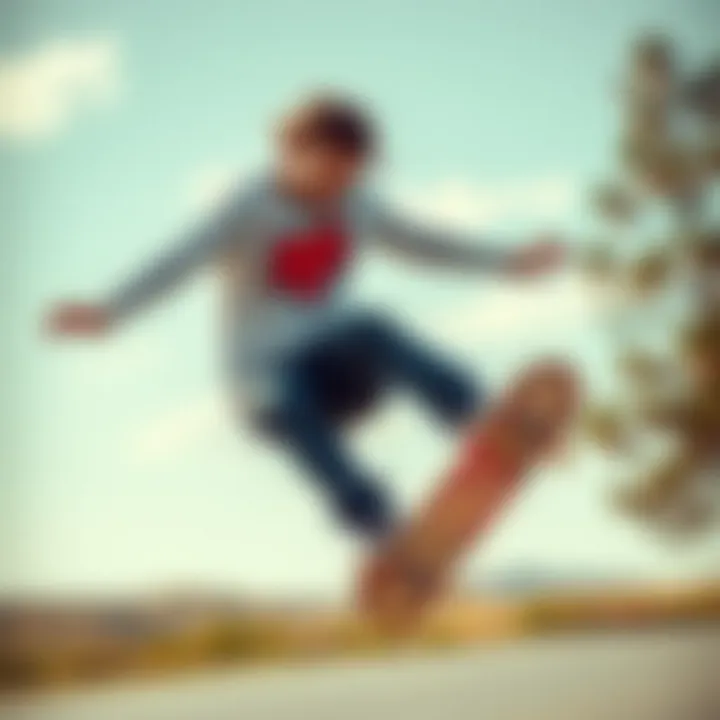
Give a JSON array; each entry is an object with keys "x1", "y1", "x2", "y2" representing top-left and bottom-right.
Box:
[{"x1": 358, "y1": 360, "x2": 580, "y2": 632}]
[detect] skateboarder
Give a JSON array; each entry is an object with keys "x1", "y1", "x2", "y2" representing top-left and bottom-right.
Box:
[{"x1": 46, "y1": 94, "x2": 565, "y2": 541}]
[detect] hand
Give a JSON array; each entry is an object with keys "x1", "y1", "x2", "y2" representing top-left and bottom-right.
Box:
[
  {"x1": 45, "y1": 303, "x2": 112, "y2": 338},
  {"x1": 508, "y1": 237, "x2": 566, "y2": 278}
]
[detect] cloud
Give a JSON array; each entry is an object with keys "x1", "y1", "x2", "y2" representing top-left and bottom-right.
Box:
[
  {"x1": 131, "y1": 390, "x2": 228, "y2": 466},
  {"x1": 185, "y1": 165, "x2": 244, "y2": 214},
  {"x1": 434, "y1": 274, "x2": 615, "y2": 347},
  {"x1": 395, "y1": 176, "x2": 576, "y2": 228},
  {"x1": 0, "y1": 38, "x2": 122, "y2": 141},
  {"x1": 70, "y1": 333, "x2": 163, "y2": 386}
]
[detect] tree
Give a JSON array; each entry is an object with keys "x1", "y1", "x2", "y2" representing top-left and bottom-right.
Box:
[{"x1": 583, "y1": 33, "x2": 720, "y2": 539}]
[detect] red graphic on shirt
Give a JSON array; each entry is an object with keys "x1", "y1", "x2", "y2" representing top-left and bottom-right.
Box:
[{"x1": 266, "y1": 223, "x2": 351, "y2": 301}]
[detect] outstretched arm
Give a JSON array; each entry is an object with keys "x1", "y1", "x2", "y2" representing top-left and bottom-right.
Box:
[
  {"x1": 104, "y1": 201, "x2": 242, "y2": 324},
  {"x1": 47, "y1": 184, "x2": 255, "y2": 337},
  {"x1": 367, "y1": 197, "x2": 563, "y2": 276}
]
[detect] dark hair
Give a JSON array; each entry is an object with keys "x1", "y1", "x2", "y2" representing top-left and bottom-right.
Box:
[{"x1": 282, "y1": 95, "x2": 377, "y2": 157}]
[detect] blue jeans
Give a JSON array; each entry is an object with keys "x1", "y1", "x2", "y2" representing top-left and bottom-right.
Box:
[{"x1": 265, "y1": 313, "x2": 480, "y2": 537}]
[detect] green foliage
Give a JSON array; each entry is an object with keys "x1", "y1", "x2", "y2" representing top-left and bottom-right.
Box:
[
  {"x1": 591, "y1": 183, "x2": 638, "y2": 224},
  {"x1": 522, "y1": 585, "x2": 720, "y2": 634},
  {"x1": 584, "y1": 405, "x2": 629, "y2": 453},
  {"x1": 581, "y1": 244, "x2": 618, "y2": 283},
  {"x1": 617, "y1": 349, "x2": 669, "y2": 385},
  {"x1": 628, "y1": 250, "x2": 673, "y2": 294},
  {"x1": 583, "y1": 33, "x2": 720, "y2": 538},
  {"x1": 684, "y1": 61, "x2": 720, "y2": 120},
  {"x1": 204, "y1": 619, "x2": 292, "y2": 661},
  {"x1": 688, "y1": 231, "x2": 720, "y2": 270}
]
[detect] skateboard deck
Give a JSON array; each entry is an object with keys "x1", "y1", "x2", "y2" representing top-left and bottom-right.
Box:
[{"x1": 357, "y1": 360, "x2": 580, "y2": 633}]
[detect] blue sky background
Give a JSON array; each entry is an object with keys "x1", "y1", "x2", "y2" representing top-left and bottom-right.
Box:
[{"x1": 2, "y1": 0, "x2": 719, "y2": 600}]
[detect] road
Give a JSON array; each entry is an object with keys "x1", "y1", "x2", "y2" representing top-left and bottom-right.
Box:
[{"x1": 2, "y1": 629, "x2": 719, "y2": 720}]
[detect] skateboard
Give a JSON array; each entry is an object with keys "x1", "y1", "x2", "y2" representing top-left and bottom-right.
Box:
[{"x1": 357, "y1": 360, "x2": 580, "y2": 633}]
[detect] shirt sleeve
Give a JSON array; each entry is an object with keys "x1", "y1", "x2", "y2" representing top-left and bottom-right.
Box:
[
  {"x1": 104, "y1": 184, "x2": 257, "y2": 324},
  {"x1": 364, "y1": 194, "x2": 514, "y2": 272}
]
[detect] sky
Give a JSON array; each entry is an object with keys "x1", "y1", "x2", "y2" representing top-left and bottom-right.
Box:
[{"x1": 1, "y1": 0, "x2": 719, "y2": 601}]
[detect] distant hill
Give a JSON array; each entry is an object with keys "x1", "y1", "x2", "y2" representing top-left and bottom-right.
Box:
[
  {"x1": 469, "y1": 564, "x2": 642, "y2": 598},
  {"x1": 0, "y1": 589, "x2": 330, "y2": 659}
]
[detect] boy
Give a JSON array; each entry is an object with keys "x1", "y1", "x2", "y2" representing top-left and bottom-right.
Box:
[{"x1": 47, "y1": 94, "x2": 563, "y2": 541}]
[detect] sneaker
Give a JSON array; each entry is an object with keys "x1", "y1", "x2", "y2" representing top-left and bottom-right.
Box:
[{"x1": 336, "y1": 481, "x2": 395, "y2": 540}]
